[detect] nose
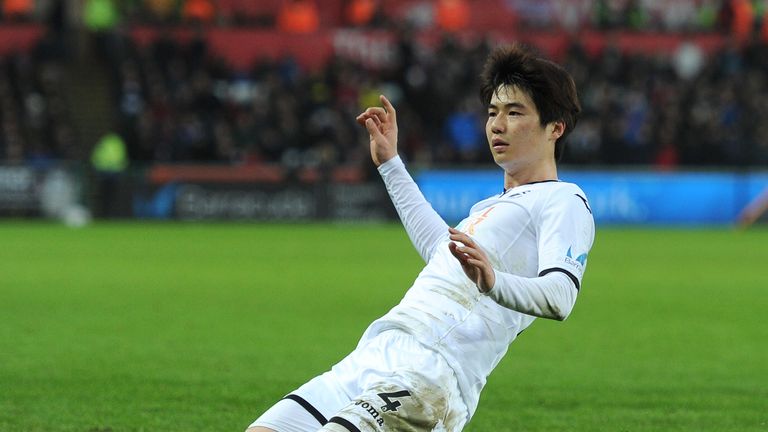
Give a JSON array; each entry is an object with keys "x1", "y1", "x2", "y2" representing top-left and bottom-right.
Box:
[{"x1": 490, "y1": 114, "x2": 505, "y2": 134}]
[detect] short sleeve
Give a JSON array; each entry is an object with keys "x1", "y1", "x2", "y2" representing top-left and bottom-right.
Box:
[{"x1": 536, "y1": 185, "x2": 595, "y2": 290}]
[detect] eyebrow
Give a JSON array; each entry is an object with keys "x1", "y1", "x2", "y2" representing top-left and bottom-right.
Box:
[{"x1": 488, "y1": 102, "x2": 527, "y2": 110}]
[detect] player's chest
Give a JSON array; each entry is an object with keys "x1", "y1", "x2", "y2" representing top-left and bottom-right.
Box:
[{"x1": 455, "y1": 200, "x2": 533, "y2": 240}]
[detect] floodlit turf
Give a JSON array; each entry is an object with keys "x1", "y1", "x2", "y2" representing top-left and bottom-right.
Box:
[{"x1": 1, "y1": 222, "x2": 766, "y2": 431}]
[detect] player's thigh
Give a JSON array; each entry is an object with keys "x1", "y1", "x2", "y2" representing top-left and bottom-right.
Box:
[
  {"x1": 319, "y1": 371, "x2": 466, "y2": 432},
  {"x1": 245, "y1": 427, "x2": 276, "y2": 432}
]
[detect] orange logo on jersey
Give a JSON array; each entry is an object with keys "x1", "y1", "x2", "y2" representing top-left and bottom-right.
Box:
[{"x1": 466, "y1": 206, "x2": 495, "y2": 234}]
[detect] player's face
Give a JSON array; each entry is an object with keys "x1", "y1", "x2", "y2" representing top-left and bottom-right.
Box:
[{"x1": 486, "y1": 85, "x2": 554, "y2": 172}]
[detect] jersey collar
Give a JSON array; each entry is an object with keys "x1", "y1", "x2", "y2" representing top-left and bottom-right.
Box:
[{"x1": 501, "y1": 179, "x2": 560, "y2": 195}]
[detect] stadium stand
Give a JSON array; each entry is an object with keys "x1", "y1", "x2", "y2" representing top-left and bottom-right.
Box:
[
  {"x1": 1, "y1": 1, "x2": 767, "y2": 167},
  {"x1": 0, "y1": 0, "x2": 767, "y2": 220},
  {"x1": 97, "y1": 29, "x2": 767, "y2": 169}
]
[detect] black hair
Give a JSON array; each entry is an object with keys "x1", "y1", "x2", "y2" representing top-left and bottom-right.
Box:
[{"x1": 480, "y1": 44, "x2": 581, "y2": 160}]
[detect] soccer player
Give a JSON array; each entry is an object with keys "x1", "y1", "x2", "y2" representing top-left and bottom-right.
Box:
[{"x1": 247, "y1": 44, "x2": 595, "y2": 432}]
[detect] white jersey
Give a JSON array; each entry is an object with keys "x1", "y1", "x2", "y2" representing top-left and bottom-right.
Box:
[{"x1": 360, "y1": 156, "x2": 595, "y2": 420}]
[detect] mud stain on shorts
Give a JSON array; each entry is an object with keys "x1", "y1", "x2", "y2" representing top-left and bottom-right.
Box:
[{"x1": 341, "y1": 379, "x2": 449, "y2": 431}]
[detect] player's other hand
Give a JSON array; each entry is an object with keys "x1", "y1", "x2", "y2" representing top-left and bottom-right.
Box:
[
  {"x1": 448, "y1": 227, "x2": 496, "y2": 293},
  {"x1": 356, "y1": 95, "x2": 398, "y2": 167}
]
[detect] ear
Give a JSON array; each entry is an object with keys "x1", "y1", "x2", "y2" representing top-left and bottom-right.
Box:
[{"x1": 549, "y1": 121, "x2": 565, "y2": 141}]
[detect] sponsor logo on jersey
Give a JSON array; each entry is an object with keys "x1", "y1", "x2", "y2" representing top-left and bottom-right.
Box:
[
  {"x1": 565, "y1": 246, "x2": 588, "y2": 267},
  {"x1": 466, "y1": 206, "x2": 495, "y2": 234},
  {"x1": 354, "y1": 400, "x2": 386, "y2": 427},
  {"x1": 353, "y1": 390, "x2": 412, "y2": 428}
]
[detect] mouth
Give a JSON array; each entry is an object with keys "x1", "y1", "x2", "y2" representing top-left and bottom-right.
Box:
[{"x1": 491, "y1": 139, "x2": 509, "y2": 152}]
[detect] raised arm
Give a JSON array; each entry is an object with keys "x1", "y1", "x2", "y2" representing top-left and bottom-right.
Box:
[{"x1": 357, "y1": 95, "x2": 449, "y2": 262}]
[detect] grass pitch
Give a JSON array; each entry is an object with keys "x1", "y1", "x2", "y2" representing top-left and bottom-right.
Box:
[{"x1": 0, "y1": 222, "x2": 766, "y2": 431}]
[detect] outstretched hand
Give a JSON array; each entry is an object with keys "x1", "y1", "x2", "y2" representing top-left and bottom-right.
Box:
[
  {"x1": 356, "y1": 95, "x2": 398, "y2": 167},
  {"x1": 448, "y1": 227, "x2": 495, "y2": 293}
]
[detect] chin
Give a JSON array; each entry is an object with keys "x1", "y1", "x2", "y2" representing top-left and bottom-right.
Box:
[
  {"x1": 492, "y1": 154, "x2": 510, "y2": 167},
  {"x1": 495, "y1": 159, "x2": 519, "y2": 173}
]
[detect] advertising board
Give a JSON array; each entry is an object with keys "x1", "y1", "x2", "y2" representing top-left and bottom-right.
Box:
[{"x1": 415, "y1": 169, "x2": 768, "y2": 225}]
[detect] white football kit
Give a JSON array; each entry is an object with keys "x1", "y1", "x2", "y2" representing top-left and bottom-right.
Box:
[{"x1": 250, "y1": 155, "x2": 595, "y2": 432}]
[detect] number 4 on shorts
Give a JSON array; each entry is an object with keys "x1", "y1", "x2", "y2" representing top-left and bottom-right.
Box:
[{"x1": 377, "y1": 390, "x2": 412, "y2": 412}]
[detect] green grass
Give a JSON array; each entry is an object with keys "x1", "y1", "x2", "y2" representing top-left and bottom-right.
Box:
[{"x1": 1, "y1": 222, "x2": 766, "y2": 431}]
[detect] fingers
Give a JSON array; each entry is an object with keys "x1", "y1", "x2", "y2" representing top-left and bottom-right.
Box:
[
  {"x1": 449, "y1": 228, "x2": 495, "y2": 292},
  {"x1": 380, "y1": 94, "x2": 396, "y2": 120},
  {"x1": 448, "y1": 227, "x2": 477, "y2": 248},
  {"x1": 365, "y1": 107, "x2": 388, "y2": 120},
  {"x1": 453, "y1": 242, "x2": 486, "y2": 263},
  {"x1": 356, "y1": 95, "x2": 395, "y2": 127},
  {"x1": 448, "y1": 227, "x2": 489, "y2": 263},
  {"x1": 356, "y1": 109, "x2": 382, "y2": 126},
  {"x1": 449, "y1": 240, "x2": 488, "y2": 269},
  {"x1": 448, "y1": 242, "x2": 474, "y2": 275},
  {"x1": 364, "y1": 118, "x2": 384, "y2": 140},
  {"x1": 356, "y1": 112, "x2": 382, "y2": 128},
  {"x1": 357, "y1": 105, "x2": 384, "y2": 133},
  {"x1": 448, "y1": 241, "x2": 468, "y2": 263}
]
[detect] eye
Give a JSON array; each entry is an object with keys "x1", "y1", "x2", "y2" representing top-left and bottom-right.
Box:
[
  {"x1": 508, "y1": 111, "x2": 521, "y2": 116},
  {"x1": 488, "y1": 111, "x2": 497, "y2": 118}
]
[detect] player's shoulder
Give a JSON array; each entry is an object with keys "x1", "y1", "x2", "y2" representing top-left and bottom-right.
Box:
[
  {"x1": 539, "y1": 182, "x2": 594, "y2": 226},
  {"x1": 517, "y1": 181, "x2": 593, "y2": 221},
  {"x1": 542, "y1": 180, "x2": 590, "y2": 205}
]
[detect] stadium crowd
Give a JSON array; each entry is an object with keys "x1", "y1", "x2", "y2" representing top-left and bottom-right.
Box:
[
  {"x1": 108, "y1": 0, "x2": 768, "y2": 35},
  {"x1": 104, "y1": 30, "x2": 768, "y2": 168},
  {"x1": 1, "y1": 0, "x2": 767, "y2": 168},
  {"x1": 0, "y1": 34, "x2": 73, "y2": 164}
]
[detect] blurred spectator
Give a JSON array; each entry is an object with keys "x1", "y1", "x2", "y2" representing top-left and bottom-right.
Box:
[
  {"x1": 91, "y1": 132, "x2": 128, "y2": 172},
  {"x1": 444, "y1": 95, "x2": 484, "y2": 161},
  {"x1": 0, "y1": 40, "x2": 74, "y2": 163},
  {"x1": 2, "y1": 0, "x2": 33, "y2": 21},
  {"x1": 218, "y1": 0, "x2": 282, "y2": 26},
  {"x1": 344, "y1": 0, "x2": 382, "y2": 27},
  {"x1": 435, "y1": 0, "x2": 470, "y2": 32},
  {"x1": 277, "y1": 0, "x2": 320, "y2": 33},
  {"x1": 84, "y1": 0, "x2": 121, "y2": 65},
  {"x1": 730, "y1": 0, "x2": 755, "y2": 42},
  {"x1": 182, "y1": 0, "x2": 215, "y2": 24},
  {"x1": 143, "y1": 0, "x2": 179, "y2": 23},
  {"x1": 763, "y1": 11, "x2": 768, "y2": 42},
  {"x1": 90, "y1": 132, "x2": 128, "y2": 217},
  {"x1": 695, "y1": 1, "x2": 720, "y2": 30},
  {"x1": 83, "y1": 0, "x2": 120, "y2": 32},
  {"x1": 507, "y1": 0, "x2": 558, "y2": 28}
]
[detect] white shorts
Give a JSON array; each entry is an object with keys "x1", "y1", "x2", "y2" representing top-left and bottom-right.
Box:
[{"x1": 249, "y1": 330, "x2": 468, "y2": 432}]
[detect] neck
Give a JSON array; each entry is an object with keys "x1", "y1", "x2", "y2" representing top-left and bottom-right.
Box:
[{"x1": 502, "y1": 159, "x2": 558, "y2": 190}]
